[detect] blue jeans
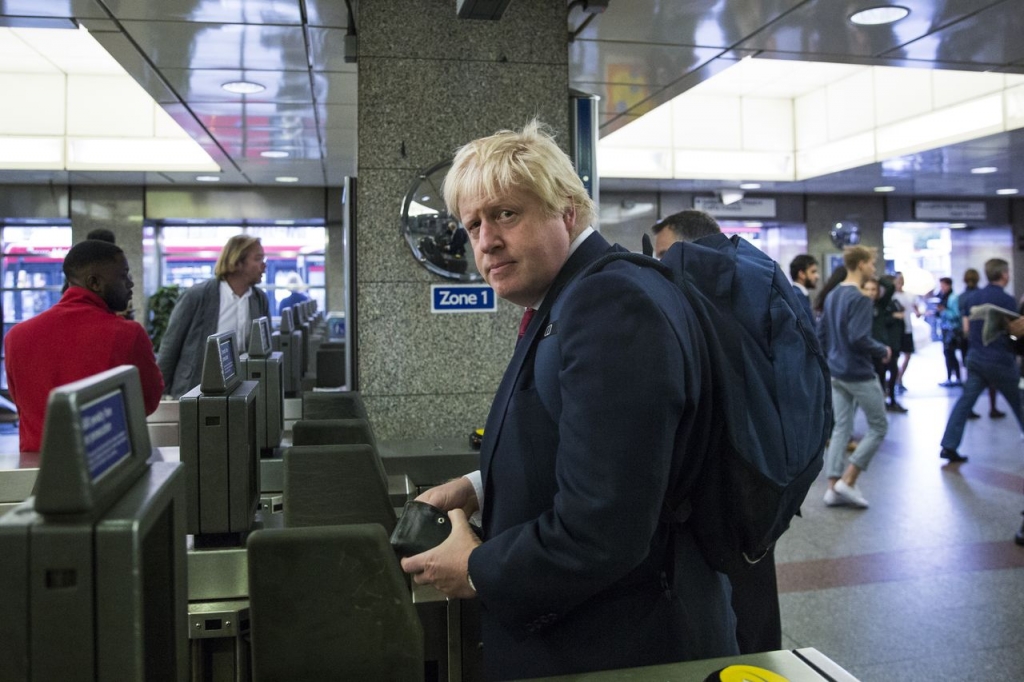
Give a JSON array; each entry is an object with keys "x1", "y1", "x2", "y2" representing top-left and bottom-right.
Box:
[
  {"x1": 940, "y1": 359, "x2": 1024, "y2": 451},
  {"x1": 825, "y1": 377, "x2": 889, "y2": 479}
]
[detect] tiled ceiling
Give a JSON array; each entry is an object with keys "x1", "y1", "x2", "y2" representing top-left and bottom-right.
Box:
[
  {"x1": 0, "y1": 0, "x2": 1021, "y2": 195},
  {"x1": 570, "y1": 0, "x2": 1024, "y2": 196}
]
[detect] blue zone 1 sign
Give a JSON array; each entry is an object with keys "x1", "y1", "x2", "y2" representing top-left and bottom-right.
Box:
[{"x1": 431, "y1": 285, "x2": 497, "y2": 313}]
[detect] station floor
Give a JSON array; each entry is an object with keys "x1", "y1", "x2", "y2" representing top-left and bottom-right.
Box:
[{"x1": 775, "y1": 341, "x2": 1024, "y2": 681}]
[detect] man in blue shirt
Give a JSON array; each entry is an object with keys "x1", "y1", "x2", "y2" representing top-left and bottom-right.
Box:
[
  {"x1": 940, "y1": 258, "x2": 1024, "y2": 463},
  {"x1": 817, "y1": 246, "x2": 891, "y2": 509}
]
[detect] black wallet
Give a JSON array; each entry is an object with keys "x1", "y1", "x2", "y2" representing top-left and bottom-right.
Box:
[{"x1": 390, "y1": 500, "x2": 452, "y2": 558}]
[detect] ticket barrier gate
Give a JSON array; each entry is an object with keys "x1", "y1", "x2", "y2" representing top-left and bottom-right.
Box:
[
  {"x1": 179, "y1": 333, "x2": 264, "y2": 682},
  {"x1": 0, "y1": 366, "x2": 188, "y2": 682},
  {"x1": 271, "y1": 308, "x2": 303, "y2": 398},
  {"x1": 239, "y1": 317, "x2": 285, "y2": 457}
]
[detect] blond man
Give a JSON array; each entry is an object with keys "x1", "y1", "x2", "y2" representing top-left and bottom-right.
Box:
[
  {"x1": 818, "y1": 246, "x2": 891, "y2": 509},
  {"x1": 157, "y1": 235, "x2": 269, "y2": 397}
]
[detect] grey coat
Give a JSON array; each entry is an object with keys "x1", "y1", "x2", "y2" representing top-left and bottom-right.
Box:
[{"x1": 157, "y1": 277, "x2": 270, "y2": 398}]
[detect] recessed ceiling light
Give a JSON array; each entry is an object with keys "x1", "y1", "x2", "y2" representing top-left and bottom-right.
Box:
[
  {"x1": 850, "y1": 6, "x2": 910, "y2": 25},
  {"x1": 739, "y1": 183, "x2": 761, "y2": 190},
  {"x1": 221, "y1": 80, "x2": 265, "y2": 94},
  {"x1": 874, "y1": 186, "x2": 896, "y2": 192},
  {"x1": 275, "y1": 176, "x2": 300, "y2": 183},
  {"x1": 996, "y1": 188, "x2": 1019, "y2": 195},
  {"x1": 949, "y1": 223, "x2": 968, "y2": 229},
  {"x1": 261, "y1": 150, "x2": 289, "y2": 158},
  {"x1": 970, "y1": 166, "x2": 998, "y2": 174},
  {"x1": 195, "y1": 175, "x2": 220, "y2": 182}
]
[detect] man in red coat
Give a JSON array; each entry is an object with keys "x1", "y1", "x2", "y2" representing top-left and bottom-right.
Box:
[{"x1": 4, "y1": 238, "x2": 164, "y2": 453}]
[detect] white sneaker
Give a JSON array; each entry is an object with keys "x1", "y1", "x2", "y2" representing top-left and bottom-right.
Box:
[
  {"x1": 823, "y1": 488, "x2": 846, "y2": 507},
  {"x1": 834, "y1": 480, "x2": 869, "y2": 509}
]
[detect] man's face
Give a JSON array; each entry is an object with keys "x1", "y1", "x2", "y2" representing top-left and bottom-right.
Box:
[
  {"x1": 856, "y1": 258, "x2": 876, "y2": 283},
  {"x1": 940, "y1": 281, "x2": 952, "y2": 294},
  {"x1": 861, "y1": 280, "x2": 878, "y2": 300},
  {"x1": 238, "y1": 245, "x2": 266, "y2": 286},
  {"x1": 654, "y1": 228, "x2": 680, "y2": 260},
  {"x1": 460, "y1": 188, "x2": 574, "y2": 307},
  {"x1": 895, "y1": 274, "x2": 905, "y2": 291},
  {"x1": 95, "y1": 254, "x2": 133, "y2": 312},
  {"x1": 800, "y1": 264, "x2": 820, "y2": 288}
]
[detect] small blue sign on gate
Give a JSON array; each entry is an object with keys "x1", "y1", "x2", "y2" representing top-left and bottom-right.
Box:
[{"x1": 431, "y1": 285, "x2": 497, "y2": 313}]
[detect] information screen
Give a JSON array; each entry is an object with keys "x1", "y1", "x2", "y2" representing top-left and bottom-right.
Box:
[
  {"x1": 81, "y1": 389, "x2": 132, "y2": 481},
  {"x1": 219, "y1": 338, "x2": 236, "y2": 381},
  {"x1": 260, "y1": 318, "x2": 271, "y2": 351}
]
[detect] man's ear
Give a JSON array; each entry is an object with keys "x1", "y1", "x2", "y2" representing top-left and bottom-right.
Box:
[
  {"x1": 84, "y1": 270, "x2": 104, "y2": 294},
  {"x1": 562, "y1": 201, "x2": 578, "y2": 236}
]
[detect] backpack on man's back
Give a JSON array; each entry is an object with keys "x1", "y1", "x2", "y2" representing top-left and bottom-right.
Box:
[{"x1": 579, "y1": 234, "x2": 831, "y2": 575}]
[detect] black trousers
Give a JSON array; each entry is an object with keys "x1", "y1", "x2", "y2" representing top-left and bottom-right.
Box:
[{"x1": 729, "y1": 546, "x2": 782, "y2": 654}]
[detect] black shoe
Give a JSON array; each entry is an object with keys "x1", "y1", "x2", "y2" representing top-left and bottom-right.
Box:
[
  {"x1": 886, "y1": 402, "x2": 908, "y2": 413},
  {"x1": 940, "y1": 448, "x2": 968, "y2": 463},
  {"x1": 1016, "y1": 515, "x2": 1024, "y2": 547},
  {"x1": 938, "y1": 380, "x2": 960, "y2": 388},
  {"x1": 967, "y1": 411, "x2": 981, "y2": 420},
  {"x1": 990, "y1": 409, "x2": 1007, "y2": 419}
]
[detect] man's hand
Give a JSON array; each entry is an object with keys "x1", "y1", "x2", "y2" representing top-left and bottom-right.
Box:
[
  {"x1": 400, "y1": 508, "x2": 482, "y2": 599},
  {"x1": 883, "y1": 346, "x2": 893, "y2": 364},
  {"x1": 417, "y1": 477, "x2": 479, "y2": 516},
  {"x1": 1007, "y1": 316, "x2": 1024, "y2": 338}
]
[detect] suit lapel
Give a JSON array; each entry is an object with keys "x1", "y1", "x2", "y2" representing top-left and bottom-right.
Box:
[{"x1": 479, "y1": 232, "x2": 613, "y2": 516}]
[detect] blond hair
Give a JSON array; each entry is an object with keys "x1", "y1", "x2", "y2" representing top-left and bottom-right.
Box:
[
  {"x1": 842, "y1": 245, "x2": 875, "y2": 272},
  {"x1": 443, "y1": 120, "x2": 595, "y2": 235},
  {"x1": 215, "y1": 235, "x2": 262, "y2": 278}
]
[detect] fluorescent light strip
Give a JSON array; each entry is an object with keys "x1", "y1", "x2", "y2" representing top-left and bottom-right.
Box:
[
  {"x1": 0, "y1": 136, "x2": 64, "y2": 167},
  {"x1": 67, "y1": 138, "x2": 220, "y2": 171}
]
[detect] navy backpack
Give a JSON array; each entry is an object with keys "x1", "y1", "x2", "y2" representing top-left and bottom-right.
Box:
[{"x1": 578, "y1": 234, "x2": 831, "y2": 574}]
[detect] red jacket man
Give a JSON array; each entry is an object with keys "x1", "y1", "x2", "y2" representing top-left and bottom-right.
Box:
[{"x1": 5, "y1": 239, "x2": 163, "y2": 453}]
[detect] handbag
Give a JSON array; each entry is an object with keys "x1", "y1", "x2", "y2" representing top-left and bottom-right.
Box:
[{"x1": 389, "y1": 500, "x2": 451, "y2": 558}]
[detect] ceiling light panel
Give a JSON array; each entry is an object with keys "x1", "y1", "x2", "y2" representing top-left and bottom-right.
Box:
[
  {"x1": 0, "y1": 28, "x2": 59, "y2": 72},
  {"x1": 872, "y1": 65, "x2": 933, "y2": 126},
  {"x1": 14, "y1": 26, "x2": 123, "y2": 75},
  {"x1": 0, "y1": 73, "x2": 64, "y2": 134},
  {"x1": 849, "y1": 6, "x2": 910, "y2": 26},
  {"x1": 673, "y1": 94, "x2": 742, "y2": 150},
  {"x1": 67, "y1": 75, "x2": 155, "y2": 136},
  {"x1": 932, "y1": 70, "x2": 1006, "y2": 110},
  {"x1": 825, "y1": 68, "x2": 875, "y2": 140}
]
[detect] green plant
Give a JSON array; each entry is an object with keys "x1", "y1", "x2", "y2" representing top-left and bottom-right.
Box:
[{"x1": 147, "y1": 284, "x2": 181, "y2": 352}]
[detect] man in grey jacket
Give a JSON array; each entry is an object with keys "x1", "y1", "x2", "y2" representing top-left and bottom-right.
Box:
[{"x1": 158, "y1": 235, "x2": 270, "y2": 397}]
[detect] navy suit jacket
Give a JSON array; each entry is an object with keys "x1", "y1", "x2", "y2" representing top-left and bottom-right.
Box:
[
  {"x1": 468, "y1": 232, "x2": 737, "y2": 680},
  {"x1": 793, "y1": 284, "x2": 814, "y2": 326}
]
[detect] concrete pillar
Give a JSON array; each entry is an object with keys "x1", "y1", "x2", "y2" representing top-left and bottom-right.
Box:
[
  {"x1": 805, "y1": 195, "x2": 886, "y2": 276},
  {"x1": 357, "y1": 0, "x2": 569, "y2": 439},
  {"x1": 69, "y1": 185, "x2": 146, "y2": 321}
]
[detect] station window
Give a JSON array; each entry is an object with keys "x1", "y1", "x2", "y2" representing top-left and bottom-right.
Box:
[
  {"x1": 143, "y1": 221, "x2": 328, "y2": 317},
  {"x1": 0, "y1": 221, "x2": 73, "y2": 390}
]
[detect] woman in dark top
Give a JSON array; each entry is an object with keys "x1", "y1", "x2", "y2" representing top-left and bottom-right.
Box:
[{"x1": 866, "y1": 276, "x2": 906, "y2": 412}]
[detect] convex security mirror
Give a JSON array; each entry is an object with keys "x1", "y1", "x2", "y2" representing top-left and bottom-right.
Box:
[{"x1": 401, "y1": 160, "x2": 483, "y2": 282}]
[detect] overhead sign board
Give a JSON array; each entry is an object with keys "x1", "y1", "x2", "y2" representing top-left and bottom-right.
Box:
[
  {"x1": 914, "y1": 201, "x2": 986, "y2": 221},
  {"x1": 693, "y1": 197, "x2": 777, "y2": 218},
  {"x1": 431, "y1": 284, "x2": 498, "y2": 313}
]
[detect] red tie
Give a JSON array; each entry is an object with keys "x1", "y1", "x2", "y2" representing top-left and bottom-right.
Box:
[{"x1": 518, "y1": 308, "x2": 536, "y2": 341}]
